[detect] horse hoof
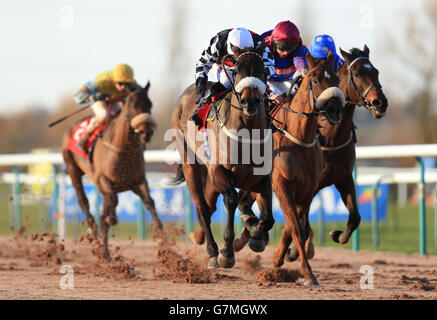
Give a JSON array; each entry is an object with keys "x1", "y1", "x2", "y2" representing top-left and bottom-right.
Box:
[
  {"x1": 218, "y1": 254, "x2": 235, "y2": 269},
  {"x1": 329, "y1": 230, "x2": 343, "y2": 243},
  {"x1": 249, "y1": 238, "x2": 266, "y2": 253},
  {"x1": 304, "y1": 278, "x2": 320, "y2": 286},
  {"x1": 104, "y1": 216, "x2": 118, "y2": 226},
  {"x1": 285, "y1": 247, "x2": 299, "y2": 262},
  {"x1": 233, "y1": 238, "x2": 246, "y2": 252},
  {"x1": 189, "y1": 232, "x2": 204, "y2": 245},
  {"x1": 208, "y1": 257, "x2": 220, "y2": 269}
]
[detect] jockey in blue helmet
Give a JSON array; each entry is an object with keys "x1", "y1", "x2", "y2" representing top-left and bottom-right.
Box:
[{"x1": 309, "y1": 34, "x2": 344, "y2": 72}]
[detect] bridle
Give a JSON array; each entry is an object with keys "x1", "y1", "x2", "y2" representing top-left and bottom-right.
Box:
[
  {"x1": 280, "y1": 64, "x2": 337, "y2": 120},
  {"x1": 212, "y1": 51, "x2": 271, "y2": 144},
  {"x1": 345, "y1": 56, "x2": 382, "y2": 112},
  {"x1": 222, "y1": 51, "x2": 265, "y2": 107}
]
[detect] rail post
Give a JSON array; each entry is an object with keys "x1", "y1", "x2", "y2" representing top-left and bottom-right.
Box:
[
  {"x1": 434, "y1": 184, "x2": 437, "y2": 250},
  {"x1": 137, "y1": 198, "x2": 146, "y2": 240},
  {"x1": 352, "y1": 164, "x2": 359, "y2": 251},
  {"x1": 371, "y1": 175, "x2": 391, "y2": 249},
  {"x1": 12, "y1": 165, "x2": 22, "y2": 231},
  {"x1": 416, "y1": 157, "x2": 427, "y2": 255},
  {"x1": 51, "y1": 164, "x2": 59, "y2": 233},
  {"x1": 318, "y1": 192, "x2": 325, "y2": 246},
  {"x1": 184, "y1": 185, "x2": 193, "y2": 240},
  {"x1": 91, "y1": 184, "x2": 100, "y2": 232}
]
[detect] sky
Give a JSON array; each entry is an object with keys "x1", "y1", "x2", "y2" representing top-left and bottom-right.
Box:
[{"x1": 0, "y1": 0, "x2": 424, "y2": 115}]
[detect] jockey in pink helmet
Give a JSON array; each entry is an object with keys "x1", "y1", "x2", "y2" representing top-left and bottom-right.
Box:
[{"x1": 262, "y1": 20, "x2": 309, "y2": 104}]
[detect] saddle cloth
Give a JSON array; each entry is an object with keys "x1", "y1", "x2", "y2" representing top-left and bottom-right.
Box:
[
  {"x1": 197, "y1": 91, "x2": 231, "y2": 130},
  {"x1": 67, "y1": 112, "x2": 119, "y2": 158}
]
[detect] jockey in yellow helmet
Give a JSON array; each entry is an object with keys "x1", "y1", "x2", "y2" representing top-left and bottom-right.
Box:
[{"x1": 73, "y1": 63, "x2": 139, "y2": 151}]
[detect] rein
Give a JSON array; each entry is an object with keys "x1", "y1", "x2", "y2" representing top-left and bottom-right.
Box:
[
  {"x1": 99, "y1": 91, "x2": 149, "y2": 153},
  {"x1": 274, "y1": 64, "x2": 331, "y2": 148}
]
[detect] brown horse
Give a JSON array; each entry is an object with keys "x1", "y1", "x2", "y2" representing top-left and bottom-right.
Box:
[
  {"x1": 235, "y1": 51, "x2": 345, "y2": 285},
  {"x1": 61, "y1": 83, "x2": 162, "y2": 260},
  {"x1": 285, "y1": 45, "x2": 389, "y2": 261},
  {"x1": 171, "y1": 51, "x2": 274, "y2": 269}
]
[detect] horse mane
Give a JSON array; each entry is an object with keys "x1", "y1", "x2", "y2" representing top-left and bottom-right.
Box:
[{"x1": 349, "y1": 47, "x2": 368, "y2": 58}]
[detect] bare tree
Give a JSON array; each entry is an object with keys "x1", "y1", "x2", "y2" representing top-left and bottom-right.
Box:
[
  {"x1": 384, "y1": 0, "x2": 437, "y2": 143},
  {"x1": 148, "y1": 0, "x2": 189, "y2": 150}
]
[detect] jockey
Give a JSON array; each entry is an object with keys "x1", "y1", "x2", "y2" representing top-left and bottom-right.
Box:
[
  {"x1": 190, "y1": 27, "x2": 275, "y2": 125},
  {"x1": 73, "y1": 63, "x2": 139, "y2": 151},
  {"x1": 261, "y1": 20, "x2": 309, "y2": 104},
  {"x1": 309, "y1": 34, "x2": 344, "y2": 72}
]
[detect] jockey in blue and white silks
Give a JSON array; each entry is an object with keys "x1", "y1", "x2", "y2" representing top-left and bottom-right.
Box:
[{"x1": 309, "y1": 34, "x2": 344, "y2": 72}]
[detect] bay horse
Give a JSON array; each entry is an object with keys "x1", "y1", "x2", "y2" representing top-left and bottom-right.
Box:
[
  {"x1": 61, "y1": 83, "x2": 162, "y2": 260},
  {"x1": 171, "y1": 51, "x2": 274, "y2": 269},
  {"x1": 234, "y1": 51, "x2": 345, "y2": 285},
  {"x1": 285, "y1": 45, "x2": 388, "y2": 262}
]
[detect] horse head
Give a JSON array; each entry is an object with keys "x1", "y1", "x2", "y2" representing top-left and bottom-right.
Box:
[
  {"x1": 305, "y1": 50, "x2": 345, "y2": 125},
  {"x1": 123, "y1": 81, "x2": 157, "y2": 143},
  {"x1": 339, "y1": 45, "x2": 388, "y2": 119},
  {"x1": 226, "y1": 51, "x2": 267, "y2": 120}
]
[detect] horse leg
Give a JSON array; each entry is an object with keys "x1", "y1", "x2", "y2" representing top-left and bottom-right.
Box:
[
  {"x1": 274, "y1": 176, "x2": 318, "y2": 285},
  {"x1": 330, "y1": 174, "x2": 361, "y2": 244},
  {"x1": 99, "y1": 192, "x2": 118, "y2": 261},
  {"x1": 273, "y1": 227, "x2": 292, "y2": 268},
  {"x1": 131, "y1": 180, "x2": 163, "y2": 231},
  {"x1": 286, "y1": 205, "x2": 315, "y2": 261},
  {"x1": 183, "y1": 164, "x2": 219, "y2": 268},
  {"x1": 252, "y1": 176, "x2": 274, "y2": 252},
  {"x1": 65, "y1": 161, "x2": 97, "y2": 235},
  {"x1": 188, "y1": 174, "x2": 219, "y2": 246},
  {"x1": 211, "y1": 167, "x2": 238, "y2": 268},
  {"x1": 233, "y1": 189, "x2": 257, "y2": 252}
]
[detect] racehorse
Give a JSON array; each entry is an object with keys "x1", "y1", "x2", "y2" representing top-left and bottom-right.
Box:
[
  {"x1": 285, "y1": 45, "x2": 389, "y2": 262},
  {"x1": 235, "y1": 51, "x2": 345, "y2": 285},
  {"x1": 61, "y1": 83, "x2": 162, "y2": 260},
  {"x1": 171, "y1": 50, "x2": 274, "y2": 269}
]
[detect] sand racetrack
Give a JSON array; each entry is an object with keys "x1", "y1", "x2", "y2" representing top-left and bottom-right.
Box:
[{"x1": 0, "y1": 231, "x2": 437, "y2": 300}]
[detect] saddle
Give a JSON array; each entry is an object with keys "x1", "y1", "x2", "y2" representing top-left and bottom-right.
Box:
[{"x1": 67, "y1": 111, "x2": 120, "y2": 159}]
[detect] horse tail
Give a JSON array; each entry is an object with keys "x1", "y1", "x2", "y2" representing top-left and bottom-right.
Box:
[{"x1": 169, "y1": 164, "x2": 185, "y2": 185}]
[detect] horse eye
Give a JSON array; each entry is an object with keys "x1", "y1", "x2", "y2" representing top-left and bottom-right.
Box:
[
  {"x1": 353, "y1": 71, "x2": 360, "y2": 77},
  {"x1": 313, "y1": 79, "x2": 319, "y2": 85}
]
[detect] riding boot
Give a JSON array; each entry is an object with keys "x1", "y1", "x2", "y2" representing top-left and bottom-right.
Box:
[
  {"x1": 189, "y1": 89, "x2": 214, "y2": 125},
  {"x1": 77, "y1": 131, "x2": 92, "y2": 152}
]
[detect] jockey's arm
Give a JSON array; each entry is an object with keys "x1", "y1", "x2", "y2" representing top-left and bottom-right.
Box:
[
  {"x1": 293, "y1": 47, "x2": 309, "y2": 76},
  {"x1": 195, "y1": 33, "x2": 221, "y2": 82},
  {"x1": 73, "y1": 80, "x2": 104, "y2": 104},
  {"x1": 262, "y1": 45, "x2": 276, "y2": 82}
]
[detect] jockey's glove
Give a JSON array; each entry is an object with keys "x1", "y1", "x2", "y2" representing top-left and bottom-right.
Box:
[{"x1": 196, "y1": 77, "x2": 207, "y2": 98}]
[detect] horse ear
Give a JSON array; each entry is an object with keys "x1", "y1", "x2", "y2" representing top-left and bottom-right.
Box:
[
  {"x1": 339, "y1": 47, "x2": 352, "y2": 64},
  {"x1": 306, "y1": 51, "x2": 315, "y2": 69},
  {"x1": 363, "y1": 44, "x2": 370, "y2": 57},
  {"x1": 144, "y1": 81, "x2": 150, "y2": 93},
  {"x1": 326, "y1": 50, "x2": 335, "y2": 68}
]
